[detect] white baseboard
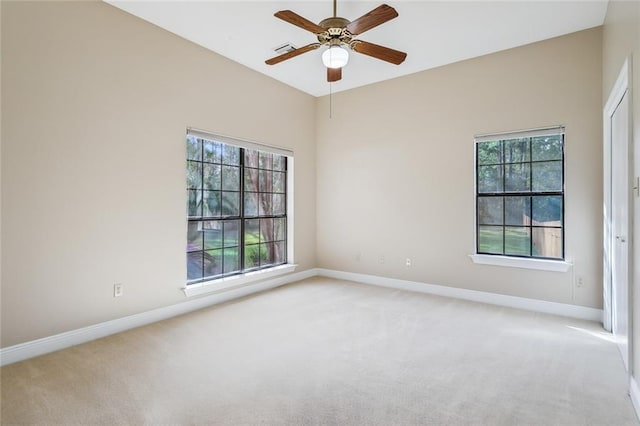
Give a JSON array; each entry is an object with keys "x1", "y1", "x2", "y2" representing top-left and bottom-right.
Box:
[
  {"x1": 0, "y1": 266, "x2": 602, "y2": 367},
  {"x1": 630, "y1": 377, "x2": 640, "y2": 421},
  {"x1": 0, "y1": 268, "x2": 318, "y2": 367},
  {"x1": 315, "y1": 268, "x2": 603, "y2": 322}
]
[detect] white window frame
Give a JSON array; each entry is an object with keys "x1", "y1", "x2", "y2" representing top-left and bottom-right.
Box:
[
  {"x1": 470, "y1": 126, "x2": 571, "y2": 272},
  {"x1": 183, "y1": 128, "x2": 296, "y2": 297}
]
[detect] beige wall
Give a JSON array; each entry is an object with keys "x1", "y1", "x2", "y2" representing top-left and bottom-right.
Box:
[
  {"x1": 0, "y1": 1, "x2": 317, "y2": 347},
  {"x1": 1, "y1": 0, "x2": 608, "y2": 349},
  {"x1": 602, "y1": 0, "x2": 640, "y2": 389},
  {"x1": 316, "y1": 28, "x2": 603, "y2": 308}
]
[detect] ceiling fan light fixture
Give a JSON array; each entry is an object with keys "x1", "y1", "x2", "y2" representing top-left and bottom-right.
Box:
[{"x1": 322, "y1": 46, "x2": 349, "y2": 69}]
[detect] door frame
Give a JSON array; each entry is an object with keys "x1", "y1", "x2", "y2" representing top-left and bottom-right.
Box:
[{"x1": 603, "y1": 57, "x2": 633, "y2": 369}]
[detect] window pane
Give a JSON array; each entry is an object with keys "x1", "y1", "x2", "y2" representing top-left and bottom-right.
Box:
[
  {"x1": 478, "y1": 226, "x2": 503, "y2": 254},
  {"x1": 222, "y1": 145, "x2": 240, "y2": 165},
  {"x1": 187, "y1": 221, "x2": 203, "y2": 252},
  {"x1": 187, "y1": 252, "x2": 203, "y2": 280},
  {"x1": 244, "y1": 168, "x2": 258, "y2": 192},
  {"x1": 203, "y1": 249, "x2": 223, "y2": 277},
  {"x1": 505, "y1": 227, "x2": 530, "y2": 256},
  {"x1": 273, "y1": 172, "x2": 286, "y2": 193},
  {"x1": 245, "y1": 149, "x2": 259, "y2": 168},
  {"x1": 261, "y1": 242, "x2": 274, "y2": 265},
  {"x1": 244, "y1": 192, "x2": 258, "y2": 216},
  {"x1": 244, "y1": 244, "x2": 260, "y2": 269},
  {"x1": 532, "y1": 196, "x2": 562, "y2": 224},
  {"x1": 532, "y1": 161, "x2": 562, "y2": 192},
  {"x1": 259, "y1": 192, "x2": 273, "y2": 216},
  {"x1": 478, "y1": 165, "x2": 503, "y2": 193},
  {"x1": 504, "y1": 163, "x2": 530, "y2": 192},
  {"x1": 203, "y1": 191, "x2": 221, "y2": 217},
  {"x1": 259, "y1": 170, "x2": 273, "y2": 192},
  {"x1": 187, "y1": 190, "x2": 201, "y2": 217},
  {"x1": 477, "y1": 197, "x2": 503, "y2": 225},
  {"x1": 203, "y1": 164, "x2": 220, "y2": 190},
  {"x1": 273, "y1": 193, "x2": 286, "y2": 216},
  {"x1": 532, "y1": 228, "x2": 562, "y2": 258},
  {"x1": 259, "y1": 152, "x2": 273, "y2": 169},
  {"x1": 223, "y1": 247, "x2": 239, "y2": 274},
  {"x1": 504, "y1": 138, "x2": 529, "y2": 163},
  {"x1": 274, "y1": 217, "x2": 286, "y2": 241},
  {"x1": 203, "y1": 140, "x2": 221, "y2": 163},
  {"x1": 222, "y1": 166, "x2": 240, "y2": 191},
  {"x1": 224, "y1": 220, "x2": 240, "y2": 246},
  {"x1": 532, "y1": 135, "x2": 562, "y2": 161},
  {"x1": 273, "y1": 155, "x2": 286, "y2": 171},
  {"x1": 244, "y1": 219, "x2": 260, "y2": 245},
  {"x1": 505, "y1": 196, "x2": 530, "y2": 226},
  {"x1": 221, "y1": 191, "x2": 239, "y2": 216},
  {"x1": 203, "y1": 220, "x2": 223, "y2": 250},
  {"x1": 260, "y1": 218, "x2": 274, "y2": 242},
  {"x1": 187, "y1": 136, "x2": 201, "y2": 161},
  {"x1": 477, "y1": 141, "x2": 502, "y2": 165},
  {"x1": 274, "y1": 241, "x2": 286, "y2": 264},
  {"x1": 186, "y1": 161, "x2": 202, "y2": 189}
]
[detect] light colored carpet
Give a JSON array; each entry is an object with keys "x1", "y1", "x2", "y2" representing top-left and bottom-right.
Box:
[{"x1": 1, "y1": 277, "x2": 637, "y2": 425}]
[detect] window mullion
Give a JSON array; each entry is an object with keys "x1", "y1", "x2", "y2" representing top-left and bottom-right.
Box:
[
  {"x1": 239, "y1": 149, "x2": 246, "y2": 272},
  {"x1": 501, "y1": 140, "x2": 506, "y2": 255},
  {"x1": 529, "y1": 137, "x2": 533, "y2": 257},
  {"x1": 200, "y1": 140, "x2": 205, "y2": 280}
]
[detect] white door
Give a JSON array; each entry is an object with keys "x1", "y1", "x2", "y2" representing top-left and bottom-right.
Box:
[{"x1": 611, "y1": 90, "x2": 630, "y2": 370}]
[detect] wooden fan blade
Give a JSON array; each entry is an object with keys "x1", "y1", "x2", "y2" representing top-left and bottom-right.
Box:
[
  {"x1": 274, "y1": 10, "x2": 326, "y2": 34},
  {"x1": 352, "y1": 40, "x2": 406, "y2": 65},
  {"x1": 265, "y1": 43, "x2": 321, "y2": 65},
  {"x1": 346, "y1": 4, "x2": 398, "y2": 35},
  {"x1": 327, "y1": 67, "x2": 342, "y2": 82}
]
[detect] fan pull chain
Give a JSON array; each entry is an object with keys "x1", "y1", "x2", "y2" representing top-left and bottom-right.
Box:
[{"x1": 329, "y1": 82, "x2": 333, "y2": 119}]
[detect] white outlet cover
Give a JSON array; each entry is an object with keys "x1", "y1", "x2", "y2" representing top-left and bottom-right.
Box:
[{"x1": 114, "y1": 284, "x2": 123, "y2": 297}]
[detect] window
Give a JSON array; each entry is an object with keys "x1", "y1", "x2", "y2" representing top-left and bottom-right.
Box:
[
  {"x1": 186, "y1": 131, "x2": 288, "y2": 284},
  {"x1": 475, "y1": 127, "x2": 564, "y2": 260}
]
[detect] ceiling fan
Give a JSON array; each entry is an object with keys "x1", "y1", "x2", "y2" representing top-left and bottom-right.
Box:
[{"x1": 265, "y1": 0, "x2": 407, "y2": 83}]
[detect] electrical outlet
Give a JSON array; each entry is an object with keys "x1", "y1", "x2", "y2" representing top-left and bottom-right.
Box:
[
  {"x1": 405, "y1": 258, "x2": 412, "y2": 267},
  {"x1": 576, "y1": 276, "x2": 584, "y2": 288},
  {"x1": 114, "y1": 283, "x2": 123, "y2": 297},
  {"x1": 379, "y1": 255, "x2": 385, "y2": 264}
]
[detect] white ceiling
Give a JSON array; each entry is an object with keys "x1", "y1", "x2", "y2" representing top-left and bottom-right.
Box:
[{"x1": 105, "y1": 1, "x2": 608, "y2": 97}]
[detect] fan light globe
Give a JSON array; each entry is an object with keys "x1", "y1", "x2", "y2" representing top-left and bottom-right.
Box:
[{"x1": 322, "y1": 46, "x2": 349, "y2": 69}]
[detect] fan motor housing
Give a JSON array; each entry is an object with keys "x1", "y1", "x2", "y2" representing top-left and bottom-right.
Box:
[{"x1": 317, "y1": 17, "x2": 352, "y2": 44}]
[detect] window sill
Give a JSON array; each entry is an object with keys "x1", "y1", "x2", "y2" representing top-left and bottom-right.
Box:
[
  {"x1": 469, "y1": 254, "x2": 571, "y2": 272},
  {"x1": 182, "y1": 264, "x2": 297, "y2": 297}
]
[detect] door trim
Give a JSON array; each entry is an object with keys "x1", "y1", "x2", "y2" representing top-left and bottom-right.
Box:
[{"x1": 603, "y1": 57, "x2": 632, "y2": 368}]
